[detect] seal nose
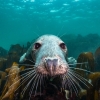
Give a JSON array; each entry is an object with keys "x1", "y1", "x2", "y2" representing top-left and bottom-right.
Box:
[{"x1": 45, "y1": 58, "x2": 58, "y2": 75}]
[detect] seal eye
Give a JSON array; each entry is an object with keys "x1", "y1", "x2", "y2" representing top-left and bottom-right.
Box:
[
  {"x1": 34, "y1": 43, "x2": 41, "y2": 49},
  {"x1": 60, "y1": 43, "x2": 66, "y2": 49}
]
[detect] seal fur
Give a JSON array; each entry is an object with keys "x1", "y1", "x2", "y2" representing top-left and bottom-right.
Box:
[{"x1": 20, "y1": 34, "x2": 69, "y2": 76}]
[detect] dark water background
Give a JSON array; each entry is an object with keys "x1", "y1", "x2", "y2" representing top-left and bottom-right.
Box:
[{"x1": 0, "y1": 0, "x2": 100, "y2": 56}]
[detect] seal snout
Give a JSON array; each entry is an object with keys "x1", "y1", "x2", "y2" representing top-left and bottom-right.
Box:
[{"x1": 44, "y1": 58, "x2": 58, "y2": 76}]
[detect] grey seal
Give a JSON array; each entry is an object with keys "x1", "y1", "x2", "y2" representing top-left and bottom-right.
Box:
[{"x1": 20, "y1": 34, "x2": 69, "y2": 76}]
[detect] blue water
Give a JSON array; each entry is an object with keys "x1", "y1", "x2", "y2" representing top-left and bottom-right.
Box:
[{"x1": 0, "y1": 0, "x2": 100, "y2": 50}]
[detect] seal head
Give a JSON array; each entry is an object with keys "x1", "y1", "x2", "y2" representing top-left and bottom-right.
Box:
[{"x1": 20, "y1": 35, "x2": 69, "y2": 76}]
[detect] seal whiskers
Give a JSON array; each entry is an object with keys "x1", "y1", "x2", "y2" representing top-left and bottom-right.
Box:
[
  {"x1": 63, "y1": 74, "x2": 78, "y2": 95},
  {"x1": 67, "y1": 74, "x2": 79, "y2": 95},
  {"x1": 29, "y1": 74, "x2": 40, "y2": 99},
  {"x1": 10, "y1": 70, "x2": 36, "y2": 91},
  {"x1": 5, "y1": 67, "x2": 35, "y2": 78},
  {"x1": 25, "y1": 58, "x2": 35, "y2": 64},
  {"x1": 68, "y1": 71, "x2": 89, "y2": 88},
  {"x1": 39, "y1": 75, "x2": 42, "y2": 96},
  {"x1": 69, "y1": 67, "x2": 93, "y2": 73},
  {"x1": 18, "y1": 35, "x2": 93, "y2": 99},
  {"x1": 21, "y1": 73, "x2": 37, "y2": 97},
  {"x1": 69, "y1": 69, "x2": 93, "y2": 86},
  {"x1": 35, "y1": 75, "x2": 41, "y2": 95},
  {"x1": 68, "y1": 72, "x2": 82, "y2": 89},
  {"x1": 16, "y1": 70, "x2": 36, "y2": 88}
]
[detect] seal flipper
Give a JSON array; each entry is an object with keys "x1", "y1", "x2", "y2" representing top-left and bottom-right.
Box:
[
  {"x1": 19, "y1": 53, "x2": 26, "y2": 63},
  {"x1": 19, "y1": 44, "x2": 35, "y2": 65}
]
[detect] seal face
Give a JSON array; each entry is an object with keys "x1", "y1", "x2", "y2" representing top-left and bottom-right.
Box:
[{"x1": 20, "y1": 35, "x2": 69, "y2": 76}]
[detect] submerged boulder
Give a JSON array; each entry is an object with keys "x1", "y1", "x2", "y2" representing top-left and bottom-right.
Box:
[
  {"x1": 63, "y1": 33, "x2": 100, "y2": 58},
  {"x1": 6, "y1": 43, "x2": 30, "y2": 68},
  {"x1": 0, "y1": 47, "x2": 7, "y2": 58},
  {"x1": 95, "y1": 47, "x2": 100, "y2": 71},
  {"x1": 0, "y1": 58, "x2": 7, "y2": 71},
  {"x1": 0, "y1": 42, "x2": 31, "y2": 71}
]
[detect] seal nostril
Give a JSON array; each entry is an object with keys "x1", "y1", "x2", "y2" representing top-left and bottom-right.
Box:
[
  {"x1": 45, "y1": 59, "x2": 58, "y2": 67},
  {"x1": 53, "y1": 59, "x2": 58, "y2": 67},
  {"x1": 44, "y1": 58, "x2": 58, "y2": 75},
  {"x1": 46, "y1": 59, "x2": 53, "y2": 67}
]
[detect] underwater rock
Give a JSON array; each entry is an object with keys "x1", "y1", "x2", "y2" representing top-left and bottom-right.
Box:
[
  {"x1": 0, "y1": 62, "x2": 20, "y2": 100},
  {"x1": 0, "y1": 47, "x2": 7, "y2": 58},
  {"x1": 65, "y1": 33, "x2": 100, "y2": 58},
  {"x1": 8, "y1": 44, "x2": 23, "y2": 57},
  {"x1": 94, "y1": 47, "x2": 100, "y2": 71},
  {"x1": 0, "y1": 58, "x2": 7, "y2": 71},
  {"x1": 6, "y1": 44, "x2": 29, "y2": 68},
  {"x1": 0, "y1": 42, "x2": 31, "y2": 70},
  {"x1": 6, "y1": 44, "x2": 23, "y2": 69}
]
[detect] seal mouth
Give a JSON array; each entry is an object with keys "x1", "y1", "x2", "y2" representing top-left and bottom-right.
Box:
[
  {"x1": 36, "y1": 57, "x2": 68, "y2": 76},
  {"x1": 36, "y1": 65, "x2": 68, "y2": 76}
]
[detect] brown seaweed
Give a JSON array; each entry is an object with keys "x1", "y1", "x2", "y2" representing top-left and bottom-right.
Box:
[
  {"x1": 0, "y1": 62, "x2": 20, "y2": 100},
  {"x1": 76, "y1": 52, "x2": 95, "y2": 78}
]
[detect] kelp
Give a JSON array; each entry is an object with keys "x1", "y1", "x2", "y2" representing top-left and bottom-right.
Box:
[
  {"x1": 87, "y1": 72, "x2": 100, "y2": 100},
  {"x1": 0, "y1": 62, "x2": 20, "y2": 100},
  {"x1": 76, "y1": 52, "x2": 95, "y2": 78}
]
